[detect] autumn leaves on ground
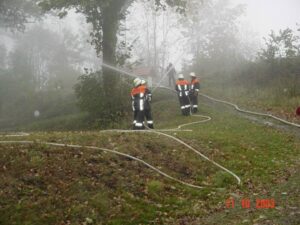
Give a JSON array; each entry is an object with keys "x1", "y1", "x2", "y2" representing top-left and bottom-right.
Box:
[{"x1": 0, "y1": 96, "x2": 300, "y2": 225}]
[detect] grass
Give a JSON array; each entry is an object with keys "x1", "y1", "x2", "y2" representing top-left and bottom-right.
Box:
[
  {"x1": 0, "y1": 113, "x2": 91, "y2": 132},
  {"x1": 0, "y1": 95, "x2": 299, "y2": 224},
  {"x1": 202, "y1": 75, "x2": 300, "y2": 123}
]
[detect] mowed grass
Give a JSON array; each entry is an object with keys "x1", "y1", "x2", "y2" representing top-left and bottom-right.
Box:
[{"x1": 0, "y1": 99, "x2": 299, "y2": 225}]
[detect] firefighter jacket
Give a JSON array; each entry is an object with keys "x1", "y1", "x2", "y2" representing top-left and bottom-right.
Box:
[
  {"x1": 190, "y1": 78, "x2": 200, "y2": 94},
  {"x1": 175, "y1": 79, "x2": 190, "y2": 97},
  {"x1": 131, "y1": 85, "x2": 146, "y2": 111}
]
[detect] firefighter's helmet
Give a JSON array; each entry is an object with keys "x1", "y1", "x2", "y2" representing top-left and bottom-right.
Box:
[
  {"x1": 190, "y1": 72, "x2": 196, "y2": 77},
  {"x1": 141, "y1": 79, "x2": 147, "y2": 85},
  {"x1": 133, "y1": 78, "x2": 142, "y2": 87},
  {"x1": 178, "y1": 74, "x2": 184, "y2": 79}
]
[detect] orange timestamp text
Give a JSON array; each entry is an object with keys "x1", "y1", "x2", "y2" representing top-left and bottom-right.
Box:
[{"x1": 226, "y1": 198, "x2": 275, "y2": 209}]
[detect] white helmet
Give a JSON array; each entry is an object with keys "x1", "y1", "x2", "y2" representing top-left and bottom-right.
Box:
[
  {"x1": 141, "y1": 79, "x2": 146, "y2": 85},
  {"x1": 178, "y1": 74, "x2": 184, "y2": 79},
  {"x1": 190, "y1": 72, "x2": 196, "y2": 77},
  {"x1": 133, "y1": 78, "x2": 142, "y2": 87}
]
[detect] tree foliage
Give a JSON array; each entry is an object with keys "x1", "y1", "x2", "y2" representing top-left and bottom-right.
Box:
[
  {"x1": 230, "y1": 28, "x2": 300, "y2": 98},
  {"x1": 38, "y1": 0, "x2": 185, "y2": 56},
  {"x1": 74, "y1": 71, "x2": 131, "y2": 127},
  {"x1": 38, "y1": 0, "x2": 186, "y2": 93},
  {"x1": 182, "y1": 0, "x2": 245, "y2": 76},
  {"x1": 0, "y1": 0, "x2": 40, "y2": 31},
  {"x1": 260, "y1": 28, "x2": 300, "y2": 61}
]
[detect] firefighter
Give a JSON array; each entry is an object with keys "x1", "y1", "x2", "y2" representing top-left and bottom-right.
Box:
[
  {"x1": 189, "y1": 72, "x2": 200, "y2": 113},
  {"x1": 166, "y1": 63, "x2": 176, "y2": 87},
  {"x1": 175, "y1": 74, "x2": 190, "y2": 116},
  {"x1": 141, "y1": 79, "x2": 154, "y2": 129},
  {"x1": 131, "y1": 78, "x2": 145, "y2": 130}
]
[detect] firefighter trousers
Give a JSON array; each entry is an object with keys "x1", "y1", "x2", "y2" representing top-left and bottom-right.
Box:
[
  {"x1": 144, "y1": 108, "x2": 154, "y2": 129},
  {"x1": 189, "y1": 93, "x2": 198, "y2": 113},
  {"x1": 178, "y1": 95, "x2": 191, "y2": 116},
  {"x1": 133, "y1": 110, "x2": 145, "y2": 130}
]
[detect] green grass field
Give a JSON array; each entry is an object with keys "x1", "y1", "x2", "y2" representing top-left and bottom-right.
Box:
[{"x1": 0, "y1": 95, "x2": 299, "y2": 225}]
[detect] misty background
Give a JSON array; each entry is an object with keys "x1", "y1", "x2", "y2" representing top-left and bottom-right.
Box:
[{"x1": 0, "y1": 0, "x2": 299, "y2": 130}]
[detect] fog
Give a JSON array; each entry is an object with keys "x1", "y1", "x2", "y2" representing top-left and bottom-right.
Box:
[
  {"x1": 235, "y1": 0, "x2": 300, "y2": 38},
  {"x1": 1, "y1": 2, "x2": 300, "y2": 224},
  {"x1": 1, "y1": 0, "x2": 299, "y2": 69},
  {"x1": 0, "y1": 0, "x2": 299, "y2": 130}
]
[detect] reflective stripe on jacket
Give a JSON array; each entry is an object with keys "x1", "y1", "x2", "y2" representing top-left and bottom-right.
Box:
[
  {"x1": 175, "y1": 80, "x2": 189, "y2": 97},
  {"x1": 190, "y1": 79, "x2": 200, "y2": 92},
  {"x1": 131, "y1": 85, "x2": 146, "y2": 111}
]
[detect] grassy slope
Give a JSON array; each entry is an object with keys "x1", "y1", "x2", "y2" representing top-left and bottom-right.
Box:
[
  {"x1": 202, "y1": 76, "x2": 300, "y2": 124},
  {"x1": 0, "y1": 96, "x2": 299, "y2": 225}
]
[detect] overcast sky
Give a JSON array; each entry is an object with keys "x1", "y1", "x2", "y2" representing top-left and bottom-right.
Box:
[{"x1": 233, "y1": 0, "x2": 300, "y2": 38}]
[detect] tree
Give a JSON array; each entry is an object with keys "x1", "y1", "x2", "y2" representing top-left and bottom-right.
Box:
[
  {"x1": 38, "y1": 0, "x2": 186, "y2": 95},
  {"x1": 9, "y1": 25, "x2": 84, "y2": 90},
  {"x1": 74, "y1": 71, "x2": 132, "y2": 127},
  {"x1": 182, "y1": 0, "x2": 246, "y2": 76},
  {"x1": 258, "y1": 28, "x2": 300, "y2": 96},
  {"x1": 123, "y1": 0, "x2": 187, "y2": 82},
  {"x1": 260, "y1": 28, "x2": 299, "y2": 61},
  {"x1": 0, "y1": 25, "x2": 83, "y2": 127},
  {"x1": 0, "y1": 0, "x2": 40, "y2": 31}
]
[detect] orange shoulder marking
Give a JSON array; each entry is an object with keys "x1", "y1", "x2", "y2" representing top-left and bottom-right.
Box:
[
  {"x1": 131, "y1": 85, "x2": 146, "y2": 96},
  {"x1": 192, "y1": 79, "x2": 200, "y2": 84},
  {"x1": 177, "y1": 80, "x2": 189, "y2": 85}
]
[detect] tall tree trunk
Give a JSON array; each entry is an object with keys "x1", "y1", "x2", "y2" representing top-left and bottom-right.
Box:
[
  {"x1": 153, "y1": 10, "x2": 157, "y2": 77},
  {"x1": 102, "y1": 5, "x2": 119, "y2": 97}
]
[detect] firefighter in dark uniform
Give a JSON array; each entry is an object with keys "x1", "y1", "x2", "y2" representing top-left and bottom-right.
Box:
[
  {"x1": 189, "y1": 72, "x2": 200, "y2": 113},
  {"x1": 175, "y1": 74, "x2": 190, "y2": 116},
  {"x1": 131, "y1": 78, "x2": 145, "y2": 130},
  {"x1": 166, "y1": 63, "x2": 176, "y2": 87},
  {"x1": 141, "y1": 79, "x2": 154, "y2": 129}
]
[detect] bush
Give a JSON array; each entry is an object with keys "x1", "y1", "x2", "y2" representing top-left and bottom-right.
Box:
[{"x1": 74, "y1": 71, "x2": 132, "y2": 128}]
